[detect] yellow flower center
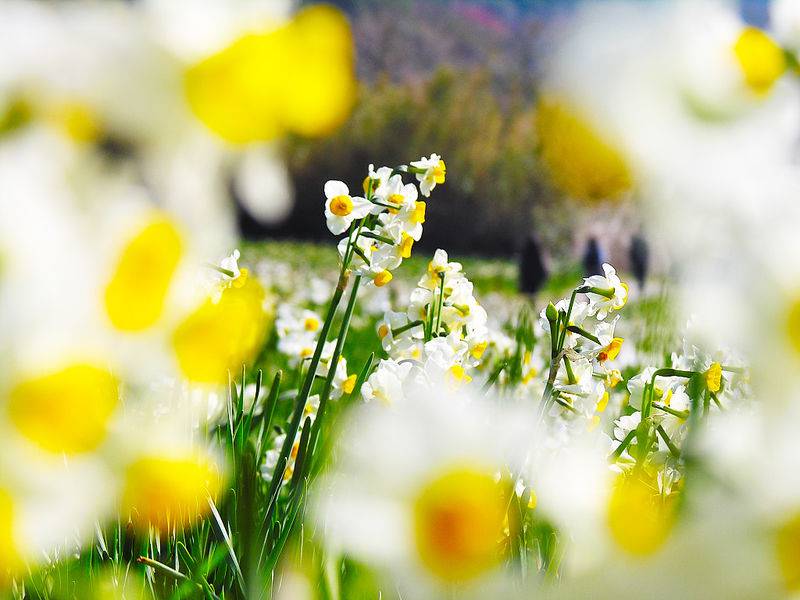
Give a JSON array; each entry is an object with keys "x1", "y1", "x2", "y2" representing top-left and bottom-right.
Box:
[
  {"x1": 105, "y1": 217, "x2": 183, "y2": 331},
  {"x1": 598, "y1": 337, "x2": 624, "y2": 363},
  {"x1": 342, "y1": 374, "x2": 357, "y2": 395},
  {"x1": 121, "y1": 453, "x2": 222, "y2": 532},
  {"x1": 410, "y1": 201, "x2": 426, "y2": 225},
  {"x1": 388, "y1": 193, "x2": 405, "y2": 205},
  {"x1": 304, "y1": 316, "x2": 320, "y2": 331},
  {"x1": 733, "y1": 27, "x2": 786, "y2": 96},
  {"x1": 8, "y1": 364, "x2": 118, "y2": 454},
  {"x1": 433, "y1": 160, "x2": 446, "y2": 184},
  {"x1": 607, "y1": 474, "x2": 675, "y2": 556},
  {"x1": 536, "y1": 99, "x2": 632, "y2": 201},
  {"x1": 184, "y1": 5, "x2": 355, "y2": 143},
  {"x1": 596, "y1": 391, "x2": 610, "y2": 413},
  {"x1": 606, "y1": 369, "x2": 623, "y2": 388},
  {"x1": 470, "y1": 341, "x2": 488, "y2": 360},
  {"x1": 447, "y1": 364, "x2": 473, "y2": 388},
  {"x1": 377, "y1": 323, "x2": 390, "y2": 339},
  {"x1": 399, "y1": 232, "x2": 414, "y2": 259},
  {"x1": 414, "y1": 467, "x2": 509, "y2": 583},
  {"x1": 172, "y1": 277, "x2": 270, "y2": 384},
  {"x1": 776, "y1": 513, "x2": 800, "y2": 592},
  {"x1": 705, "y1": 362, "x2": 722, "y2": 393},
  {"x1": 329, "y1": 194, "x2": 353, "y2": 217},
  {"x1": 373, "y1": 269, "x2": 393, "y2": 287}
]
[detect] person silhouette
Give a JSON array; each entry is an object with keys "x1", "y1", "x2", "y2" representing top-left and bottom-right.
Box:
[
  {"x1": 630, "y1": 234, "x2": 649, "y2": 290},
  {"x1": 582, "y1": 237, "x2": 605, "y2": 277},
  {"x1": 519, "y1": 234, "x2": 548, "y2": 294}
]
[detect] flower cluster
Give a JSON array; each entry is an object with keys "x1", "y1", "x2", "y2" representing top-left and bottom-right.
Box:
[
  {"x1": 324, "y1": 155, "x2": 445, "y2": 288},
  {"x1": 361, "y1": 249, "x2": 489, "y2": 404}
]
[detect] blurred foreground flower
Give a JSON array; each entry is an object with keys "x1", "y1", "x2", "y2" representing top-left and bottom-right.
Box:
[{"x1": 313, "y1": 387, "x2": 531, "y2": 597}]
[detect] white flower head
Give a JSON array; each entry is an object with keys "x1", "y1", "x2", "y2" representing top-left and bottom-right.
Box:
[
  {"x1": 583, "y1": 263, "x2": 629, "y2": 320},
  {"x1": 361, "y1": 359, "x2": 413, "y2": 405},
  {"x1": 409, "y1": 153, "x2": 446, "y2": 197},
  {"x1": 324, "y1": 180, "x2": 372, "y2": 235}
]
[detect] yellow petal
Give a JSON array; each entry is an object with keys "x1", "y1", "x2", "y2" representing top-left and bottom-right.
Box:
[
  {"x1": 121, "y1": 452, "x2": 222, "y2": 532},
  {"x1": 607, "y1": 473, "x2": 675, "y2": 556},
  {"x1": 536, "y1": 99, "x2": 632, "y2": 201},
  {"x1": 8, "y1": 364, "x2": 118, "y2": 454},
  {"x1": 105, "y1": 217, "x2": 183, "y2": 331},
  {"x1": 173, "y1": 277, "x2": 270, "y2": 384},
  {"x1": 185, "y1": 5, "x2": 355, "y2": 143}
]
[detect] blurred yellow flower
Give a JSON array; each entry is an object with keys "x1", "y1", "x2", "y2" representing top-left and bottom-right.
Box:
[
  {"x1": 185, "y1": 4, "x2": 355, "y2": 144},
  {"x1": 733, "y1": 27, "x2": 787, "y2": 96},
  {"x1": 8, "y1": 364, "x2": 118, "y2": 454},
  {"x1": 607, "y1": 473, "x2": 675, "y2": 556},
  {"x1": 172, "y1": 275, "x2": 270, "y2": 384},
  {"x1": 413, "y1": 466, "x2": 508, "y2": 583},
  {"x1": 536, "y1": 99, "x2": 632, "y2": 201},
  {"x1": 121, "y1": 452, "x2": 222, "y2": 532},
  {"x1": 105, "y1": 216, "x2": 183, "y2": 332}
]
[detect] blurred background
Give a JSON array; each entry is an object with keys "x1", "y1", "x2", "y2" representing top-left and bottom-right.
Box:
[
  {"x1": 0, "y1": 0, "x2": 778, "y2": 283},
  {"x1": 249, "y1": 0, "x2": 772, "y2": 267}
]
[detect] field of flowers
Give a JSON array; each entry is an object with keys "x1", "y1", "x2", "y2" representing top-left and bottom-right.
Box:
[{"x1": 3, "y1": 1, "x2": 800, "y2": 599}]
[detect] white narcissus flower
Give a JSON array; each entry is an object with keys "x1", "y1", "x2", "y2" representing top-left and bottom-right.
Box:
[
  {"x1": 365, "y1": 164, "x2": 393, "y2": 195},
  {"x1": 361, "y1": 359, "x2": 413, "y2": 405},
  {"x1": 626, "y1": 367, "x2": 658, "y2": 411},
  {"x1": 657, "y1": 385, "x2": 691, "y2": 445},
  {"x1": 330, "y1": 356, "x2": 357, "y2": 400},
  {"x1": 613, "y1": 411, "x2": 642, "y2": 445},
  {"x1": 377, "y1": 310, "x2": 418, "y2": 353},
  {"x1": 583, "y1": 263, "x2": 629, "y2": 320},
  {"x1": 409, "y1": 153, "x2": 446, "y2": 197},
  {"x1": 312, "y1": 386, "x2": 531, "y2": 594},
  {"x1": 419, "y1": 248, "x2": 464, "y2": 291},
  {"x1": 323, "y1": 180, "x2": 372, "y2": 235},
  {"x1": 373, "y1": 173, "x2": 418, "y2": 212}
]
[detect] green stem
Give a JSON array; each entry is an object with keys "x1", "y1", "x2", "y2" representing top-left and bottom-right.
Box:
[
  {"x1": 562, "y1": 355, "x2": 577, "y2": 385},
  {"x1": 610, "y1": 429, "x2": 637, "y2": 461},
  {"x1": 583, "y1": 285, "x2": 615, "y2": 298},
  {"x1": 557, "y1": 289, "x2": 579, "y2": 350},
  {"x1": 434, "y1": 272, "x2": 446, "y2": 335},
  {"x1": 307, "y1": 275, "x2": 362, "y2": 466},
  {"x1": 566, "y1": 325, "x2": 601, "y2": 345},
  {"x1": 656, "y1": 425, "x2": 681, "y2": 458},
  {"x1": 392, "y1": 320, "x2": 424, "y2": 337},
  {"x1": 260, "y1": 269, "x2": 350, "y2": 542},
  {"x1": 651, "y1": 402, "x2": 689, "y2": 419},
  {"x1": 360, "y1": 231, "x2": 395, "y2": 245}
]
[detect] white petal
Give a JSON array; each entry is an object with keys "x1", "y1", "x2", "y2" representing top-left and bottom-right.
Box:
[
  {"x1": 326, "y1": 214, "x2": 350, "y2": 235},
  {"x1": 324, "y1": 180, "x2": 349, "y2": 199}
]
